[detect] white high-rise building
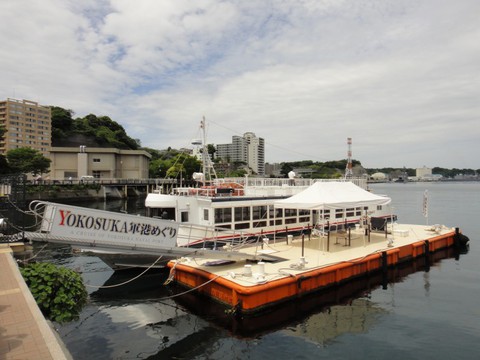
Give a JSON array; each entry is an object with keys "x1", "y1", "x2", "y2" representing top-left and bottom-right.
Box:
[{"x1": 216, "y1": 132, "x2": 265, "y2": 176}]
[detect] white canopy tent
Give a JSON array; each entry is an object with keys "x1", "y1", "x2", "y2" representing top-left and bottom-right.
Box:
[
  {"x1": 274, "y1": 181, "x2": 392, "y2": 252},
  {"x1": 274, "y1": 181, "x2": 391, "y2": 210}
]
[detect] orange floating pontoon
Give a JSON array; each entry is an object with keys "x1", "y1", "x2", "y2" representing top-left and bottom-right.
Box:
[{"x1": 167, "y1": 224, "x2": 461, "y2": 315}]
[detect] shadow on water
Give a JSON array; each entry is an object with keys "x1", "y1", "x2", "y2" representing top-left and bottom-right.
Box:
[{"x1": 89, "y1": 268, "x2": 171, "y2": 300}]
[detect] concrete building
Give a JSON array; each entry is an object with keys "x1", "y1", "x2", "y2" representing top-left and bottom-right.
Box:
[
  {"x1": 416, "y1": 166, "x2": 433, "y2": 179},
  {"x1": 0, "y1": 98, "x2": 52, "y2": 157},
  {"x1": 49, "y1": 146, "x2": 151, "y2": 180},
  {"x1": 265, "y1": 163, "x2": 283, "y2": 177},
  {"x1": 216, "y1": 132, "x2": 265, "y2": 176}
]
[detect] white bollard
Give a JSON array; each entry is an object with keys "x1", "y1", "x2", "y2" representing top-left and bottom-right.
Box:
[
  {"x1": 243, "y1": 264, "x2": 252, "y2": 277},
  {"x1": 257, "y1": 261, "x2": 265, "y2": 275}
]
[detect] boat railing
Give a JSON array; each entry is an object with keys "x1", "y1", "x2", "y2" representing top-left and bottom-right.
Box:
[
  {"x1": 170, "y1": 177, "x2": 367, "y2": 197},
  {"x1": 176, "y1": 222, "x2": 253, "y2": 248},
  {"x1": 225, "y1": 177, "x2": 368, "y2": 190}
]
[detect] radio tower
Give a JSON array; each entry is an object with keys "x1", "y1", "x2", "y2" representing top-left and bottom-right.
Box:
[{"x1": 345, "y1": 137, "x2": 353, "y2": 179}]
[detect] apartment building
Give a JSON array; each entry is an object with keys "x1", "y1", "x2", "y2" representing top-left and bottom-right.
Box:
[
  {"x1": 0, "y1": 98, "x2": 52, "y2": 157},
  {"x1": 216, "y1": 132, "x2": 265, "y2": 176}
]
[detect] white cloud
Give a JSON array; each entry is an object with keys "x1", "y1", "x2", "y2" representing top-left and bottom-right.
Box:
[{"x1": 1, "y1": 0, "x2": 479, "y2": 168}]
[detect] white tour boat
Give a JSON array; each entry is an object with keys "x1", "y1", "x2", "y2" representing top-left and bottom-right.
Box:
[{"x1": 144, "y1": 176, "x2": 396, "y2": 249}]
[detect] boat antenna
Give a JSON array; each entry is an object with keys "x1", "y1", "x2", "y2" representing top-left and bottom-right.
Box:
[{"x1": 345, "y1": 137, "x2": 353, "y2": 179}]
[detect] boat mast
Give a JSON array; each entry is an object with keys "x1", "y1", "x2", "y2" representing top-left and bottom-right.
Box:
[{"x1": 200, "y1": 116, "x2": 217, "y2": 183}]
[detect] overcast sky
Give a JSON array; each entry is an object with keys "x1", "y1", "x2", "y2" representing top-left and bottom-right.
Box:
[{"x1": 1, "y1": 0, "x2": 479, "y2": 169}]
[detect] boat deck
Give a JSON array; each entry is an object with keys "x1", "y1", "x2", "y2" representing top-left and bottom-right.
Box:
[{"x1": 168, "y1": 223, "x2": 457, "y2": 314}]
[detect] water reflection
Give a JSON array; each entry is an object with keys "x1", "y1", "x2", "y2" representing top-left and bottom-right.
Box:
[{"x1": 284, "y1": 298, "x2": 386, "y2": 345}]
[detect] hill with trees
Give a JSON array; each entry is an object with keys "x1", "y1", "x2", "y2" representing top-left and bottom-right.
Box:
[{"x1": 51, "y1": 107, "x2": 139, "y2": 150}]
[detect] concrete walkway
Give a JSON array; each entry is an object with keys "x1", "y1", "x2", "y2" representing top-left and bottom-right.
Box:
[{"x1": 0, "y1": 244, "x2": 72, "y2": 360}]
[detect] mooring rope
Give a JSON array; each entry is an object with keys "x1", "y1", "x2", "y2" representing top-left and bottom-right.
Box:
[
  {"x1": 161, "y1": 273, "x2": 222, "y2": 299},
  {"x1": 84, "y1": 255, "x2": 165, "y2": 289},
  {"x1": 15, "y1": 243, "x2": 49, "y2": 263}
]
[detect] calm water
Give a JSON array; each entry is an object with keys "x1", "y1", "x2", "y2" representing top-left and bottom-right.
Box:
[{"x1": 32, "y1": 182, "x2": 479, "y2": 360}]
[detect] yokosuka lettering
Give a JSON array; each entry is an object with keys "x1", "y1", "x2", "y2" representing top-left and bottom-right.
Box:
[{"x1": 57, "y1": 209, "x2": 176, "y2": 239}]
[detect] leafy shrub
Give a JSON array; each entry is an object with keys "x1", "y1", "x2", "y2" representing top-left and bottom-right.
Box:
[{"x1": 20, "y1": 262, "x2": 88, "y2": 323}]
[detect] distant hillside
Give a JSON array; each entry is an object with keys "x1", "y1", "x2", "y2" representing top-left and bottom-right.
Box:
[{"x1": 51, "y1": 106, "x2": 139, "y2": 150}]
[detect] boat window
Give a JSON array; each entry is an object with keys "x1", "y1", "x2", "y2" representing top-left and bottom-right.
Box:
[
  {"x1": 270, "y1": 219, "x2": 283, "y2": 226},
  {"x1": 235, "y1": 207, "x2": 250, "y2": 222},
  {"x1": 203, "y1": 209, "x2": 209, "y2": 221},
  {"x1": 285, "y1": 218, "x2": 297, "y2": 224},
  {"x1": 149, "y1": 207, "x2": 175, "y2": 221},
  {"x1": 377, "y1": 205, "x2": 383, "y2": 211},
  {"x1": 346, "y1": 208, "x2": 355, "y2": 217},
  {"x1": 270, "y1": 206, "x2": 283, "y2": 218},
  {"x1": 320, "y1": 209, "x2": 330, "y2": 220},
  {"x1": 285, "y1": 209, "x2": 297, "y2": 217},
  {"x1": 253, "y1": 221, "x2": 267, "y2": 228},
  {"x1": 252, "y1": 206, "x2": 267, "y2": 220},
  {"x1": 181, "y1": 211, "x2": 189, "y2": 222},
  {"x1": 234, "y1": 222, "x2": 250, "y2": 230},
  {"x1": 298, "y1": 209, "x2": 310, "y2": 223},
  {"x1": 214, "y1": 208, "x2": 232, "y2": 224},
  {"x1": 335, "y1": 209, "x2": 344, "y2": 219}
]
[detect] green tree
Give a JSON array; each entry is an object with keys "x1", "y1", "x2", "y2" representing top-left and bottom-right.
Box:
[
  {"x1": 165, "y1": 154, "x2": 201, "y2": 180},
  {"x1": 50, "y1": 106, "x2": 74, "y2": 131},
  {"x1": 166, "y1": 163, "x2": 184, "y2": 179},
  {"x1": 0, "y1": 126, "x2": 10, "y2": 174},
  {"x1": 50, "y1": 107, "x2": 74, "y2": 145},
  {"x1": 0, "y1": 154, "x2": 10, "y2": 174},
  {"x1": 280, "y1": 162, "x2": 294, "y2": 177},
  {"x1": 6, "y1": 147, "x2": 51, "y2": 176},
  {"x1": 149, "y1": 158, "x2": 171, "y2": 178},
  {"x1": 227, "y1": 168, "x2": 248, "y2": 177},
  {"x1": 207, "y1": 144, "x2": 216, "y2": 158}
]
